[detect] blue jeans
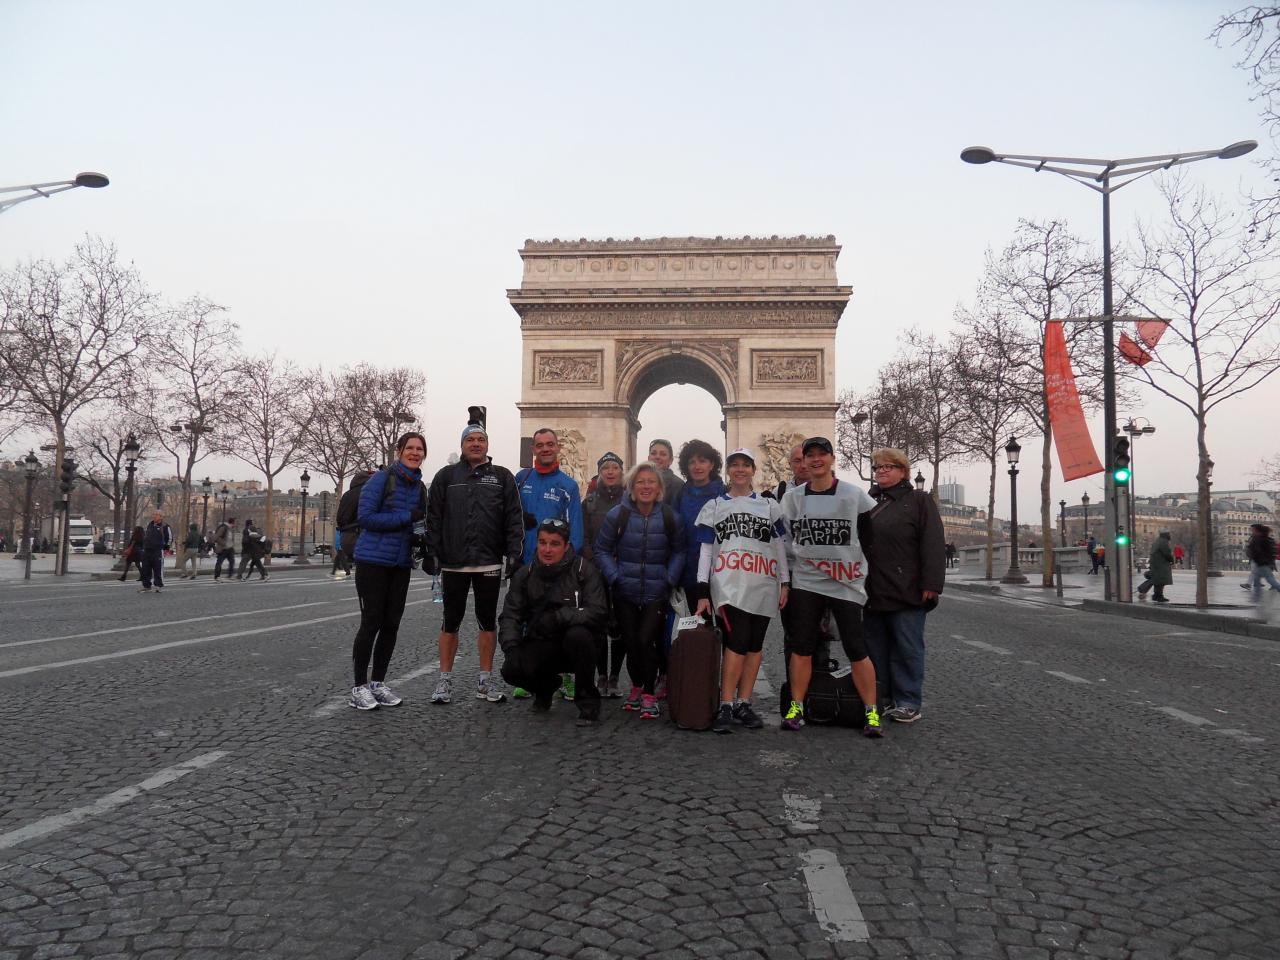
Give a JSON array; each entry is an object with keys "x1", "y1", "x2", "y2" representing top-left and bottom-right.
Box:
[
  {"x1": 1250, "y1": 562, "x2": 1280, "y2": 602},
  {"x1": 863, "y1": 608, "x2": 927, "y2": 710}
]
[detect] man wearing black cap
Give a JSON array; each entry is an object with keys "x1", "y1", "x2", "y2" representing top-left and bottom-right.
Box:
[{"x1": 779, "y1": 436, "x2": 884, "y2": 737}]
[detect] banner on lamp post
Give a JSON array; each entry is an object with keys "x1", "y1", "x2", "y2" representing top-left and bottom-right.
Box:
[{"x1": 1044, "y1": 321, "x2": 1103, "y2": 481}]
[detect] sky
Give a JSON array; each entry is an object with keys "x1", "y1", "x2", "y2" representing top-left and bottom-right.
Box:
[{"x1": 2, "y1": 1, "x2": 1276, "y2": 524}]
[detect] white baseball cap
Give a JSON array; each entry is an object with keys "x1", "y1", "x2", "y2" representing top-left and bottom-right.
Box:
[{"x1": 725, "y1": 447, "x2": 756, "y2": 466}]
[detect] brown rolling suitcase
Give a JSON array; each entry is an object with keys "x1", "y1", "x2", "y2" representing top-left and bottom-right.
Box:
[{"x1": 667, "y1": 615, "x2": 721, "y2": 731}]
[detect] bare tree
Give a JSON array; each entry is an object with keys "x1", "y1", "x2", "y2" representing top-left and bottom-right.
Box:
[
  {"x1": 1213, "y1": 6, "x2": 1280, "y2": 239},
  {"x1": 300, "y1": 367, "x2": 374, "y2": 499},
  {"x1": 981, "y1": 219, "x2": 1106, "y2": 585},
  {"x1": 953, "y1": 307, "x2": 1039, "y2": 579},
  {"x1": 1254, "y1": 452, "x2": 1280, "y2": 486},
  {"x1": 140, "y1": 297, "x2": 239, "y2": 559},
  {"x1": 1123, "y1": 174, "x2": 1280, "y2": 606},
  {"x1": 346, "y1": 363, "x2": 427, "y2": 466},
  {"x1": 893, "y1": 329, "x2": 973, "y2": 496},
  {"x1": 69, "y1": 412, "x2": 152, "y2": 555},
  {"x1": 221, "y1": 352, "x2": 310, "y2": 549},
  {"x1": 0, "y1": 237, "x2": 154, "y2": 570},
  {"x1": 836, "y1": 377, "x2": 928, "y2": 483}
]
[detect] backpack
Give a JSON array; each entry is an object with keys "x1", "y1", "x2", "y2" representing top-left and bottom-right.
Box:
[
  {"x1": 373, "y1": 468, "x2": 427, "y2": 522},
  {"x1": 611, "y1": 503, "x2": 678, "y2": 544}
]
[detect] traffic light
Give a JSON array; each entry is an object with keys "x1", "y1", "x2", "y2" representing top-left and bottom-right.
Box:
[
  {"x1": 1115, "y1": 528, "x2": 1130, "y2": 547},
  {"x1": 59, "y1": 458, "x2": 78, "y2": 494},
  {"x1": 1112, "y1": 436, "x2": 1131, "y2": 485}
]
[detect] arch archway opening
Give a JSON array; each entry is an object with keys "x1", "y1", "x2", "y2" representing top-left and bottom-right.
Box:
[{"x1": 635, "y1": 384, "x2": 726, "y2": 472}]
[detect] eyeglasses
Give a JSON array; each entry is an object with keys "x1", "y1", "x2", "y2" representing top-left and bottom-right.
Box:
[{"x1": 872, "y1": 464, "x2": 903, "y2": 473}]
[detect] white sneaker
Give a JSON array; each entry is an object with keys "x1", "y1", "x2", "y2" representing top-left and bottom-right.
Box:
[
  {"x1": 476, "y1": 676, "x2": 506, "y2": 703},
  {"x1": 431, "y1": 678, "x2": 452, "y2": 704},
  {"x1": 349, "y1": 685, "x2": 378, "y2": 710},
  {"x1": 369, "y1": 681, "x2": 402, "y2": 706}
]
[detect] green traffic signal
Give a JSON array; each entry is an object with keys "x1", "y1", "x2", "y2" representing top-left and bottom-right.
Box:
[
  {"x1": 1113, "y1": 466, "x2": 1131, "y2": 484},
  {"x1": 1116, "y1": 531, "x2": 1130, "y2": 546}
]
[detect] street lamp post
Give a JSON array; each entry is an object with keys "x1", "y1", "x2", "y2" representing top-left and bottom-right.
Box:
[
  {"x1": 112, "y1": 434, "x2": 141, "y2": 572},
  {"x1": 850, "y1": 409, "x2": 876, "y2": 477},
  {"x1": 914, "y1": 471, "x2": 926, "y2": 491},
  {"x1": 200, "y1": 477, "x2": 212, "y2": 537},
  {"x1": 961, "y1": 139, "x2": 1256, "y2": 603},
  {"x1": 1002, "y1": 436, "x2": 1029, "y2": 585},
  {"x1": 21, "y1": 452, "x2": 39, "y2": 580},
  {"x1": 1059, "y1": 499, "x2": 1068, "y2": 548},
  {"x1": 1205, "y1": 459, "x2": 1222, "y2": 578},
  {"x1": 293, "y1": 470, "x2": 311, "y2": 564},
  {"x1": 1122, "y1": 417, "x2": 1156, "y2": 557},
  {"x1": 1081, "y1": 492, "x2": 1091, "y2": 539},
  {"x1": 218, "y1": 484, "x2": 230, "y2": 522},
  {"x1": 0, "y1": 171, "x2": 109, "y2": 215}
]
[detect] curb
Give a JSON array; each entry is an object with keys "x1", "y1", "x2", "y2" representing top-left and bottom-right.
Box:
[
  {"x1": 1079, "y1": 598, "x2": 1280, "y2": 642},
  {"x1": 946, "y1": 579, "x2": 1002, "y2": 595}
]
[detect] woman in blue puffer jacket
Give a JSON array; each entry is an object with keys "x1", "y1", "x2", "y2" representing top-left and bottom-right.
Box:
[
  {"x1": 593, "y1": 462, "x2": 685, "y2": 720},
  {"x1": 347, "y1": 431, "x2": 427, "y2": 712}
]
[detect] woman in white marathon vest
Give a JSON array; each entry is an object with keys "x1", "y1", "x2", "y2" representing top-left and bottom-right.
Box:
[
  {"x1": 693, "y1": 448, "x2": 789, "y2": 734},
  {"x1": 778, "y1": 436, "x2": 884, "y2": 737}
]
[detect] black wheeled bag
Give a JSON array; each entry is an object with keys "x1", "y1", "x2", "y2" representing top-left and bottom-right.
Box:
[
  {"x1": 779, "y1": 659, "x2": 864, "y2": 728},
  {"x1": 667, "y1": 617, "x2": 721, "y2": 731}
]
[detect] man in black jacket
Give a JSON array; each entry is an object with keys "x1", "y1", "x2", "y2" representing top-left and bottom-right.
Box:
[
  {"x1": 499, "y1": 518, "x2": 608, "y2": 724},
  {"x1": 426, "y1": 422, "x2": 524, "y2": 705},
  {"x1": 139, "y1": 510, "x2": 172, "y2": 593},
  {"x1": 1245, "y1": 523, "x2": 1280, "y2": 602}
]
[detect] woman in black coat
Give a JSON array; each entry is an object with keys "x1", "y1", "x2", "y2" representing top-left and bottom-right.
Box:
[{"x1": 118, "y1": 527, "x2": 145, "y2": 582}]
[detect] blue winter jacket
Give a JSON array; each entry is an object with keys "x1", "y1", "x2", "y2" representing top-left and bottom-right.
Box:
[
  {"x1": 593, "y1": 502, "x2": 685, "y2": 605},
  {"x1": 354, "y1": 462, "x2": 425, "y2": 568},
  {"x1": 517, "y1": 466, "x2": 584, "y2": 563},
  {"x1": 674, "y1": 478, "x2": 725, "y2": 589}
]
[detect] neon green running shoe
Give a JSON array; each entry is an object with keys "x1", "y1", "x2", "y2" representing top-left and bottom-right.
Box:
[
  {"x1": 558, "y1": 674, "x2": 575, "y2": 701},
  {"x1": 781, "y1": 700, "x2": 804, "y2": 731},
  {"x1": 511, "y1": 687, "x2": 531, "y2": 699},
  {"x1": 863, "y1": 705, "x2": 884, "y2": 738}
]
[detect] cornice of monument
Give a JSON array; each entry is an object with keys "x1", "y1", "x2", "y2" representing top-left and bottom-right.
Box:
[{"x1": 520, "y1": 235, "x2": 840, "y2": 254}]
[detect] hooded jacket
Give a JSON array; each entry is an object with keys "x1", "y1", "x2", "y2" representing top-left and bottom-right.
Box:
[
  {"x1": 426, "y1": 458, "x2": 523, "y2": 569},
  {"x1": 354, "y1": 461, "x2": 425, "y2": 568},
  {"x1": 1247, "y1": 529, "x2": 1277, "y2": 568},
  {"x1": 1146, "y1": 533, "x2": 1174, "y2": 586},
  {"x1": 581, "y1": 480, "x2": 625, "y2": 561},
  {"x1": 862, "y1": 479, "x2": 946, "y2": 613},
  {"x1": 497, "y1": 546, "x2": 608, "y2": 652},
  {"x1": 674, "y1": 478, "x2": 725, "y2": 590},
  {"x1": 593, "y1": 502, "x2": 685, "y2": 605}
]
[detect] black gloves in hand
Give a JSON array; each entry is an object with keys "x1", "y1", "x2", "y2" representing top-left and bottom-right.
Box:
[
  {"x1": 410, "y1": 509, "x2": 425, "y2": 523},
  {"x1": 422, "y1": 554, "x2": 440, "y2": 576}
]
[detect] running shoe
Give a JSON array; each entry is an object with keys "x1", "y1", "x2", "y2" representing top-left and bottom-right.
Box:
[
  {"x1": 639, "y1": 694, "x2": 661, "y2": 721},
  {"x1": 623, "y1": 686, "x2": 643, "y2": 711},
  {"x1": 532, "y1": 692, "x2": 553, "y2": 713},
  {"x1": 885, "y1": 705, "x2": 921, "y2": 724},
  {"x1": 654, "y1": 675, "x2": 668, "y2": 700},
  {"x1": 349, "y1": 685, "x2": 379, "y2": 710},
  {"x1": 712, "y1": 703, "x2": 734, "y2": 734},
  {"x1": 558, "y1": 674, "x2": 575, "y2": 701},
  {"x1": 597, "y1": 675, "x2": 609, "y2": 698},
  {"x1": 732, "y1": 701, "x2": 764, "y2": 729},
  {"x1": 781, "y1": 700, "x2": 805, "y2": 731},
  {"x1": 430, "y1": 678, "x2": 452, "y2": 704},
  {"x1": 476, "y1": 676, "x2": 506, "y2": 703},
  {"x1": 576, "y1": 706, "x2": 601, "y2": 727},
  {"x1": 369, "y1": 681, "x2": 402, "y2": 707},
  {"x1": 511, "y1": 687, "x2": 531, "y2": 699},
  {"x1": 606, "y1": 677, "x2": 623, "y2": 698},
  {"x1": 863, "y1": 705, "x2": 885, "y2": 738},
  {"x1": 138, "y1": 586, "x2": 151, "y2": 592}
]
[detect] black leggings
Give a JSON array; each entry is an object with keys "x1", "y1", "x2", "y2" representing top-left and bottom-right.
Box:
[
  {"x1": 717, "y1": 605, "x2": 770, "y2": 655},
  {"x1": 615, "y1": 599, "x2": 666, "y2": 694},
  {"x1": 119, "y1": 557, "x2": 143, "y2": 581},
  {"x1": 352, "y1": 564, "x2": 412, "y2": 686}
]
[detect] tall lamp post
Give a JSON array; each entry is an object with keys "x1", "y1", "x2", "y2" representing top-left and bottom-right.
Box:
[
  {"x1": 961, "y1": 139, "x2": 1256, "y2": 602},
  {"x1": 113, "y1": 434, "x2": 140, "y2": 571},
  {"x1": 200, "y1": 477, "x2": 212, "y2": 536},
  {"x1": 1122, "y1": 417, "x2": 1156, "y2": 556},
  {"x1": 218, "y1": 484, "x2": 230, "y2": 522},
  {"x1": 1205, "y1": 459, "x2": 1221, "y2": 578},
  {"x1": 850, "y1": 409, "x2": 877, "y2": 477},
  {"x1": 293, "y1": 470, "x2": 311, "y2": 564},
  {"x1": 1081, "y1": 492, "x2": 1091, "y2": 539},
  {"x1": 1059, "y1": 499, "x2": 1068, "y2": 548},
  {"x1": 1002, "y1": 436, "x2": 1028, "y2": 584},
  {"x1": 20, "y1": 451, "x2": 39, "y2": 580},
  {"x1": 0, "y1": 171, "x2": 109, "y2": 215}
]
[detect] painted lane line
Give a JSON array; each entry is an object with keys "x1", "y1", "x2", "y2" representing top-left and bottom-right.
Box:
[
  {"x1": 782, "y1": 792, "x2": 820, "y2": 833},
  {"x1": 0, "y1": 601, "x2": 336, "y2": 650},
  {"x1": 312, "y1": 660, "x2": 441, "y2": 717},
  {"x1": 799, "y1": 848, "x2": 869, "y2": 942},
  {"x1": 1155, "y1": 706, "x2": 1216, "y2": 727},
  {"x1": 0, "y1": 601, "x2": 429, "y2": 679},
  {"x1": 1215, "y1": 728, "x2": 1266, "y2": 744},
  {"x1": 1046, "y1": 670, "x2": 1091, "y2": 684},
  {"x1": 0, "y1": 751, "x2": 228, "y2": 850},
  {"x1": 961, "y1": 639, "x2": 1012, "y2": 656}
]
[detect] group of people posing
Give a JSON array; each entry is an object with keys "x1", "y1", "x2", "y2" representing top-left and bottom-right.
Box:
[{"x1": 343, "y1": 417, "x2": 946, "y2": 736}]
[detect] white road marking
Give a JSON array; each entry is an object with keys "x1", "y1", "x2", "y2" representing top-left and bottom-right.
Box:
[
  {"x1": 0, "y1": 601, "x2": 429, "y2": 679},
  {"x1": 312, "y1": 660, "x2": 441, "y2": 717},
  {"x1": 961, "y1": 639, "x2": 1012, "y2": 656},
  {"x1": 1214, "y1": 728, "x2": 1266, "y2": 744},
  {"x1": 1046, "y1": 670, "x2": 1091, "y2": 684},
  {"x1": 799, "y1": 848, "x2": 869, "y2": 942},
  {"x1": 0, "y1": 601, "x2": 335, "y2": 649},
  {"x1": 0, "y1": 751, "x2": 228, "y2": 850},
  {"x1": 782, "y1": 792, "x2": 820, "y2": 833},
  {"x1": 1155, "y1": 706, "x2": 1216, "y2": 727}
]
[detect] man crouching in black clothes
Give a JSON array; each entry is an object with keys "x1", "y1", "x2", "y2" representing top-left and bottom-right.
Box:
[{"x1": 499, "y1": 517, "x2": 607, "y2": 725}]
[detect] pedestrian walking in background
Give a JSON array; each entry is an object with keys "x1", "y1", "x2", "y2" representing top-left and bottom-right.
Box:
[
  {"x1": 238, "y1": 521, "x2": 268, "y2": 581},
  {"x1": 1137, "y1": 531, "x2": 1175, "y2": 603},
  {"x1": 118, "y1": 526, "x2": 145, "y2": 582},
  {"x1": 330, "y1": 526, "x2": 350, "y2": 578},
  {"x1": 178, "y1": 522, "x2": 202, "y2": 579},
  {"x1": 648, "y1": 439, "x2": 685, "y2": 506},
  {"x1": 594, "y1": 462, "x2": 685, "y2": 720},
  {"x1": 1173, "y1": 543, "x2": 1185, "y2": 568},
  {"x1": 139, "y1": 510, "x2": 171, "y2": 593},
  {"x1": 499, "y1": 517, "x2": 608, "y2": 725},
  {"x1": 1087, "y1": 535, "x2": 1100, "y2": 574},
  {"x1": 426, "y1": 415, "x2": 523, "y2": 706},
  {"x1": 861, "y1": 448, "x2": 945, "y2": 724},
  {"x1": 212, "y1": 518, "x2": 236, "y2": 582},
  {"x1": 692, "y1": 448, "x2": 788, "y2": 734},
  {"x1": 582, "y1": 451, "x2": 627, "y2": 698},
  {"x1": 1244, "y1": 524, "x2": 1280, "y2": 604},
  {"x1": 348, "y1": 431, "x2": 428, "y2": 711}
]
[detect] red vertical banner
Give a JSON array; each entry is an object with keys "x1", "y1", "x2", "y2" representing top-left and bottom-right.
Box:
[{"x1": 1044, "y1": 321, "x2": 1103, "y2": 481}]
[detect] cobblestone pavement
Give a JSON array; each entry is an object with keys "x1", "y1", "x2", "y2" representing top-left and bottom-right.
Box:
[{"x1": 1, "y1": 572, "x2": 1277, "y2": 958}]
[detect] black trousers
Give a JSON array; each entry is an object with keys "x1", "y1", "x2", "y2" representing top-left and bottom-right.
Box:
[
  {"x1": 615, "y1": 599, "x2": 666, "y2": 694},
  {"x1": 214, "y1": 549, "x2": 235, "y2": 578},
  {"x1": 141, "y1": 549, "x2": 165, "y2": 589},
  {"x1": 239, "y1": 553, "x2": 266, "y2": 579},
  {"x1": 501, "y1": 625, "x2": 601, "y2": 715},
  {"x1": 352, "y1": 563, "x2": 412, "y2": 686}
]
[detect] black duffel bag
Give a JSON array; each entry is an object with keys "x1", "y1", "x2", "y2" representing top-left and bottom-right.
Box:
[{"x1": 779, "y1": 659, "x2": 865, "y2": 727}]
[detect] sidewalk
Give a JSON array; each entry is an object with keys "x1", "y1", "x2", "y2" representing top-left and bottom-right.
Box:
[
  {"x1": 2, "y1": 553, "x2": 331, "y2": 582},
  {"x1": 946, "y1": 566, "x2": 1280, "y2": 640}
]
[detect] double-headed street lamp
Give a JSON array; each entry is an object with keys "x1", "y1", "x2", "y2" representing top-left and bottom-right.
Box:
[
  {"x1": 20, "y1": 451, "x2": 39, "y2": 580},
  {"x1": 961, "y1": 139, "x2": 1256, "y2": 602},
  {"x1": 293, "y1": 470, "x2": 311, "y2": 564},
  {"x1": 0, "y1": 171, "x2": 109, "y2": 215},
  {"x1": 200, "y1": 477, "x2": 213, "y2": 536},
  {"x1": 1002, "y1": 436, "x2": 1029, "y2": 585}
]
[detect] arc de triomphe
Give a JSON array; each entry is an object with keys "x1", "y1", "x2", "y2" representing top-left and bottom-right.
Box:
[{"x1": 508, "y1": 236, "x2": 851, "y2": 492}]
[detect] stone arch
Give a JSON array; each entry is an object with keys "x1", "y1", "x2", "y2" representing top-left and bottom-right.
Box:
[{"x1": 510, "y1": 236, "x2": 850, "y2": 492}]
